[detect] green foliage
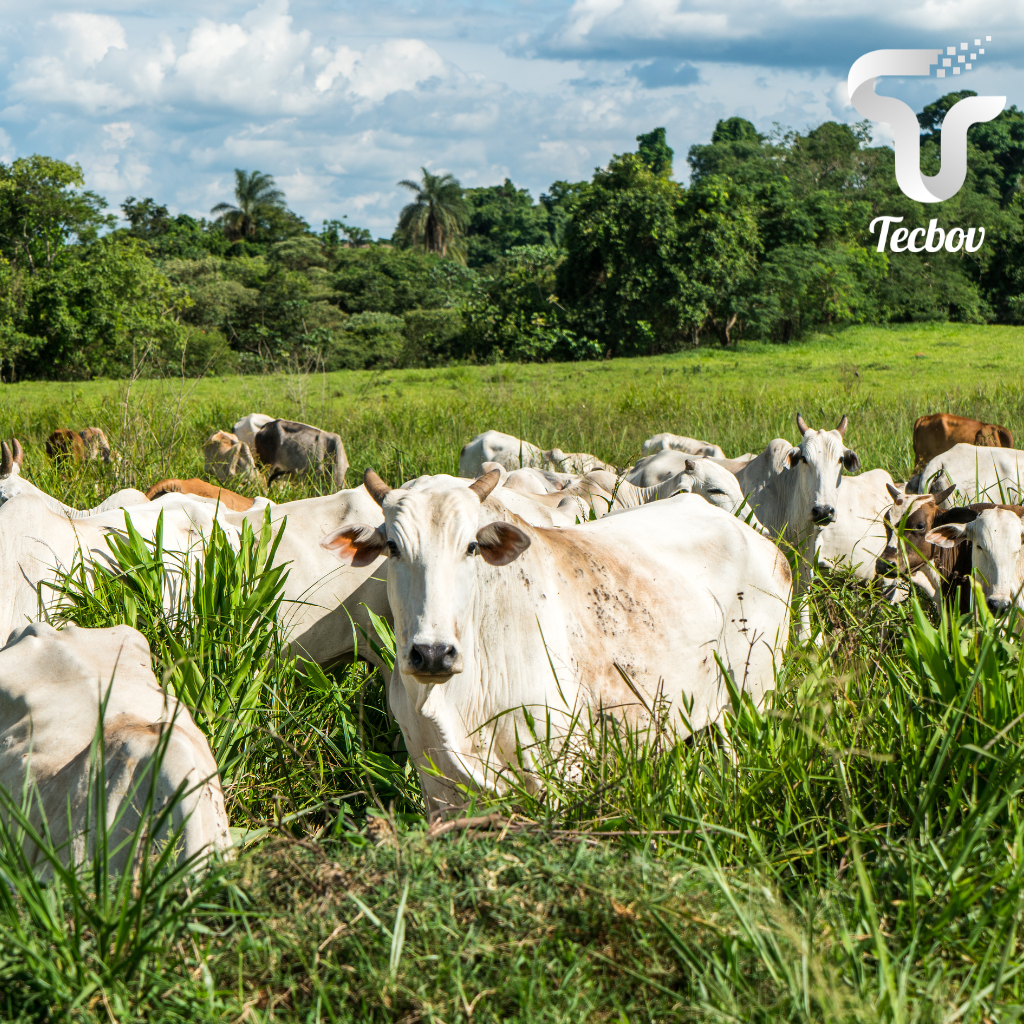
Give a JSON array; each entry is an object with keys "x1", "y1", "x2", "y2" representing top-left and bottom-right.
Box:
[
  {"x1": 210, "y1": 169, "x2": 288, "y2": 241},
  {"x1": 395, "y1": 168, "x2": 469, "y2": 261},
  {"x1": 463, "y1": 179, "x2": 555, "y2": 267},
  {"x1": 327, "y1": 311, "x2": 406, "y2": 370},
  {"x1": 636, "y1": 125, "x2": 674, "y2": 176},
  {"x1": 331, "y1": 245, "x2": 475, "y2": 315}
]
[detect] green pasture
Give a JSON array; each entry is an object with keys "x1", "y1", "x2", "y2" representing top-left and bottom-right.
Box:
[
  {"x1": 2, "y1": 323, "x2": 1024, "y2": 505},
  {"x1": 5, "y1": 323, "x2": 1024, "y2": 1022}
]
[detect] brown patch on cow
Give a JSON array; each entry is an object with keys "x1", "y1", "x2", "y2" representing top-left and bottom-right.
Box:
[
  {"x1": 144, "y1": 477, "x2": 254, "y2": 511},
  {"x1": 46, "y1": 429, "x2": 85, "y2": 462}
]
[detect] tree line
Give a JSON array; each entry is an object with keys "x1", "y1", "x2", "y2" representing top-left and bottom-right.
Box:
[{"x1": 1, "y1": 94, "x2": 1023, "y2": 381}]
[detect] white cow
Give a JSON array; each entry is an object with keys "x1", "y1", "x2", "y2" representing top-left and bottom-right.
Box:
[
  {"x1": 0, "y1": 622, "x2": 230, "y2": 873},
  {"x1": 815, "y1": 469, "x2": 897, "y2": 580},
  {"x1": 731, "y1": 414, "x2": 861, "y2": 639},
  {"x1": 925, "y1": 505, "x2": 1024, "y2": 616},
  {"x1": 203, "y1": 431, "x2": 258, "y2": 482},
  {"x1": 641, "y1": 433, "x2": 726, "y2": 459},
  {"x1": 0, "y1": 440, "x2": 149, "y2": 517},
  {"x1": 233, "y1": 413, "x2": 275, "y2": 453},
  {"x1": 323, "y1": 469, "x2": 792, "y2": 813},
  {"x1": 0, "y1": 495, "x2": 241, "y2": 645},
  {"x1": 459, "y1": 430, "x2": 614, "y2": 477},
  {"x1": 915, "y1": 443, "x2": 1024, "y2": 506}
]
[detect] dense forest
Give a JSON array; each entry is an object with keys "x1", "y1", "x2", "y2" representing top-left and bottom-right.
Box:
[{"x1": 2, "y1": 91, "x2": 1024, "y2": 381}]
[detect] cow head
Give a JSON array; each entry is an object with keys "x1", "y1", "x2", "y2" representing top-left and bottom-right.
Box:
[
  {"x1": 322, "y1": 468, "x2": 531, "y2": 681},
  {"x1": 875, "y1": 485, "x2": 958, "y2": 575},
  {"x1": 789, "y1": 413, "x2": 860, "y2": 528},
  {"x1": 0, "y1": 439, "x2": 29, "y2": 506},
  {"x1": 926, "y1": 507, "x2": 1024, "y2": 615}
]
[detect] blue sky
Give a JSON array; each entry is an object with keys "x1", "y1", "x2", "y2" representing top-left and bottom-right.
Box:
[{"x1": 0, "y1": 0, "x2": 1020, "y2": 237}]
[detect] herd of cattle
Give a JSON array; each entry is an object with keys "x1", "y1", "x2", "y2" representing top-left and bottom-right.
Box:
[{"x1": 2, "y1": 407, "x2": 1023, "y2": 869}]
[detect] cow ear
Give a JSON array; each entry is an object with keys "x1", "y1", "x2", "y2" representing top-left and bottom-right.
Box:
[
  {"x1": 788, "y1": 448, "x2": 804, "y2": 466},
  {"x1": 684, "y1": 458, "x2": 696, "y2": 472},
  {"x1": 321, "y1": 524, "x2": 387, "y2": 566},
  {"x1": 886, "y1": 482, "x2": 901, "y2": 501},
  {"x1": 842, "y1": 449, "x2": 861, "y2": 472},
  {"x1": 925, "y1": 523, "x2": 969, "y2": 548},
  {"x1": 475, "y1": 522, "x2": 531, "y2": 566}
]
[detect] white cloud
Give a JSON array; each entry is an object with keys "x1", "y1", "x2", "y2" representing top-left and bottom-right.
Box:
[
  {"x1": 102, "y1": 122, "x2": 134, "y2": 149},
  {"x1": 52, "y1": 13, "x2": 127, "y2": 66}
]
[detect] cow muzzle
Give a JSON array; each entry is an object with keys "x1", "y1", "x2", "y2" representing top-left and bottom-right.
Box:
[
  {"x1": 875, "y1": 556, "x2": 896, "y2": 577},
  {"x1": 406, "y1": 642, "x2": 463, "y2": 678},
  {"x1": 987, "y1": 597, "x2": 1012, "y2": 616},
  {"x1": 811, "y1": 504, "x2": 837, "y2": 527}
]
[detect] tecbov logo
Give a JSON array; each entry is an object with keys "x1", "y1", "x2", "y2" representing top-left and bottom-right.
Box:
[{"x1": 848, "y1": 38, "x2": 1005, "y2": 252}]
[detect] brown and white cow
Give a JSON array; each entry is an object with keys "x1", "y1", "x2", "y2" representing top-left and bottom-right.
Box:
[
  {"x1": 322, "y1": 468, "x2": 791, "y2": 813},
  {"x1": 203, "y1": 430, "x2": 258, "y2": 482},
  {"x1": 913, "y1": 413, "x2": 1013, "y2": 472},
  {"x1": 877, "y1": 485, "x2": 987, "y2": 610}
]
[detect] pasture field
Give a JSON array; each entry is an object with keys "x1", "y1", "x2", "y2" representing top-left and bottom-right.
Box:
[{"x1": 3, "y1": 322, "x2": 1024, "y2": 1022}]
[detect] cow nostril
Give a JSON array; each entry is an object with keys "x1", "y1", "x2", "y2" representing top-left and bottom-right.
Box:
[
  {"x1": 875, "y1": 558, "x2": 896, "y2": 576},
  {"x1": 811, "y1": 504, "x2": 836, "y2": 525},
  {"x1": 409, "y1": 642, "x2": 459, "y2": 675},
  {"x1": 987, "y1": 598, "x2": 1011, "y2": 616}
]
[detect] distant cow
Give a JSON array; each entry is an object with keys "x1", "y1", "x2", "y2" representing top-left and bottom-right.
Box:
[
  {"x1": 913, "y1": 413, "x2": 1013, "y2": 471},
  {"x1": 46, "y1": 428, "x2": 85, "y2": 462},
  {"x1": 255, "y1": 419, "x2": 348, "y2": 489},
  {"x1": 459, "y1": 430, "x2": 614, "y2": 477},
  {"x1": 45, "y1": 427, "x2": 113, "y2": 463},
  {"x1": 641, "y1": 433, "x2": 726, "y2": 459},
  {"x1": 146, "y1": 478, "x2": 255, "y2": 512},
  {"x1": 233, "y1": 413, "x2": 275, "y2": 453},
  {"x1": 914, "y1": 442, "x2": 1024, "y2": 506},
  {"x1": 203, "y1": 431, "x2": 258, "y2": 482},
  {"x1": 0, "y1": 621, "x2": 230, "y2": 874}
]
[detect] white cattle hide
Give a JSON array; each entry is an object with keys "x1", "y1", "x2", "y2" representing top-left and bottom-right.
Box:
[
  {"x1": 815, "y1": 469, "x2": 896, "y2": 580},
  {"x1": 641, "y1": 432, "x2": 725, "y2": 459},
  {"x1": 917, "y1": 443, "x2": 1024, "y2": 506},
  {"x1": 233, "y1": 413, "x2": 275, "y2": 453},
  {"x1": 459, "y1": 430, "x2": 613, "y2": 477},
  {"x1": 0, "y1": 622, "x2": 230, "y2": 874},
  {"x1": 0, "y1": 496, "x2": 240, "y2": 645},
  {"x1": 324, "y1": 472, "x2": 791, "y2": 813}
]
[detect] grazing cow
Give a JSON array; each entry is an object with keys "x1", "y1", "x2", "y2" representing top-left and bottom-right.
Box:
[
  {"x1": 79, "y1": 427, "x2": 113, "y2": 463},
  {"x1": 913, "y1": 413, "x2": 1013, "y2": 471},
  {"x1": 146, "y1": 478, "x2": 255, "y2": 512},
  {"x1": 459, "y1": 430, "x2": 613, "y2": 477},
  {"x1": 0, "y1": 439, "x2": 148, "y2": 516},
  {"x1": 728, "y1": 413, "x2": 861, "y2": 639},
  {"x1": 815, "y1": 468, "x2": 898, "y2": 580},
  {"x1": 875, "y1": 486, "x2": 978, "y2": 609},
  {"x1": 914, "y1": 443, "x2": 1024, "y2": 506},
  {"x1": 501, "y1": 467, "x2": 576, "y2": 495},
  {"x1": 233, "y1": 413, "x2": 275, "y2": 453},
  {"x1": 926, "y1": 505, "x2": 1024, "y2": 616},
  {"x1": 0, "y1": 622, "x2": 230, "y2": 873},
  {"x1": 641, "y1": 433, "x2": 726, "y2": 459},
  {"x1": 203, "y1": 430, "x2": 258, "y2": 482},
  {"x1": 255, "y1": 419, "x2": 348, "y2": 489},
  {"x1": 322, "y1": 469, "x2": 791, "y2": 812},
  {"x1": 46, "y1": 428, "x2": 85, "y2": 462}
]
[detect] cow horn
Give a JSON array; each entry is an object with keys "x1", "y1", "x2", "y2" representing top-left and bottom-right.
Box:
[
  {"x1": 364, "y1": 468, "x2": 392, "y2": 507},
  {"x1": 796, "y1": 412, "x2": 810, "y2": 435},
  {"x1": 469, "y1": 468, "x2": 501, "y2": 502},
  {"x1": 886, "y1": 482, "x2": 901, "y2": 502},
  {"x1": 0, "y1": 442, "x2": 11, "y2": 477},
  {"x1": 12, "y1": 438, "x2": 23, "y2": 466},
  {"x1": 685, "y1": 458, "x2": 696, "y2": 472},
  {"x1": 836, "y1": 414, "x2": 849, "y2": 436}
]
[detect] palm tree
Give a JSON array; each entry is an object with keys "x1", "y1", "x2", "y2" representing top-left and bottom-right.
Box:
[
  {"x1": 211, "y1": 169, "x2": 286, "y2": 240},
  {"x1": 396, "y1": 168, "x2": 469, "y2": 260}
]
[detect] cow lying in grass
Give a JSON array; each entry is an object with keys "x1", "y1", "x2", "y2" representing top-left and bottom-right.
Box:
[{"x1": 146, "y1": 478, "x2": 256, "y2": 512}]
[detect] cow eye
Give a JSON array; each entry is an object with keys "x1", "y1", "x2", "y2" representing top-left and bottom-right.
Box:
[
  {"x1": 467, "y1": 541, "x2": 480, "y2": 556},
  {"x1": 386, "y1": 540, "x2": 399, "y2": 557},
  {"x1": 706, "y1": 488, "x2": 726, "y2": 495}
]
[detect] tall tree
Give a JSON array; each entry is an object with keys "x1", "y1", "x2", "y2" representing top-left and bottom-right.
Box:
[
  {"x1": 636, "y1": 127, "x2": 674, "y2": 177},
  {"x1": 211, "y1": 170, "x2": 286, "y2": 240},
  {"x1": 396, "y1": 169, "x2": 469, "y2": 261}
]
